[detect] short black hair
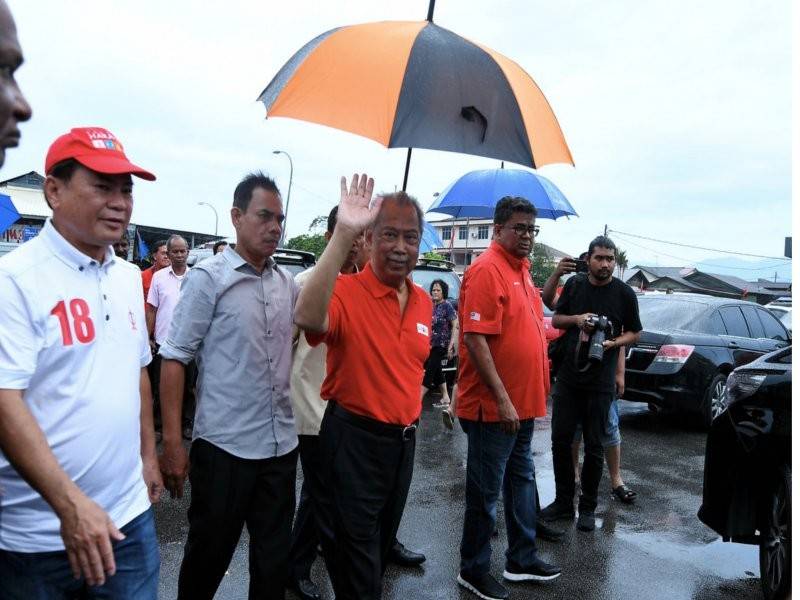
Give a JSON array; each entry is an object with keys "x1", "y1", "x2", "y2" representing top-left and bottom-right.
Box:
[
  {"x1": 233, "y1": 171, "x2": 280, "y2": 212},
  {"x1": 327, "y1": 205, "x2": 339, "y2": 234},
  {"x1": 493, "y1": 196, "x2": 537, "y2": 225},
  {"x1": 430, "y1": 278, "x2": 449, "y2": 299},
  {"x1": 213, "y1": 240, "x2": 228, "y2": 254},
  {"x1": 152, "y1": 240, "x2": 167, "y2": 256},
  {"x1": 44, "y1": 158, "x2": 82, "y2": 207},
  {"x1": 373, "y1": 191, "x2": 424, "y2": 232},
  {"x1": 48, "y1": 158, "x2": 81, "y2": 183},
  {"x1": 588, "y1": 235, "x2": 617, "y2": 258}
]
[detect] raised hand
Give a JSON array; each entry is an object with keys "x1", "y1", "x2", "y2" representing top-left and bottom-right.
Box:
[{"x1": 337, "y1": 174, "x2": 382, "y2": 234}]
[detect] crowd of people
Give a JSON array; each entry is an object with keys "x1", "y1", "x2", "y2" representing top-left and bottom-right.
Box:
[{"x1": 0, "y1": 3, "x2": 643, "y2": 599}]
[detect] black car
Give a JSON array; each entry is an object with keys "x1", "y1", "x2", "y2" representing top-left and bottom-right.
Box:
[
  {"x1": 622, "y1": 293, "x2": 790, "y2": 426},
  {"x1": 698, "y1": 346, "x2": 791, "y2": 600},
  {"x1": 411, "y1": 258, "x2": 461, "y2": 388}
]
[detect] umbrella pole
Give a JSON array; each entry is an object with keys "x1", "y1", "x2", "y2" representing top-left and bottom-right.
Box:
[
  {"x1": 402, "y1": 148, "x2": 412, "y2": 191},
  {"x1": 426, "y1": 0, "x2": 436, "y2": 21}
]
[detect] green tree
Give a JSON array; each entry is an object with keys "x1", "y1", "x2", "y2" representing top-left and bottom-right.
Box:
[
  {"x1": 285, "y1": 233, "x2": 327, "y2": 258},
  {"x1": 423, "y1": 251, "x2": 446, "y2": 261},
  {"x1": 530, "y1": 242, "x2": 556, "y2": 287},
  {"x1": 616, "y1": 249, "x2": 629, "y2": 278}
]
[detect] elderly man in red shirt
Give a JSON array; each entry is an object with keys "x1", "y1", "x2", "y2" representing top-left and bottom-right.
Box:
[
  {"x1": 294, "y1": 174, "x2": 432, "y2": 600},
  {"x1": 455, "y1": 196, "x2": 562, "y2": 600}
]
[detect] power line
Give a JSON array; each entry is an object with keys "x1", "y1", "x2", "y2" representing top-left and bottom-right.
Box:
[
  {"x1": 615, "y1": 234, "x2": 791, "y2": 273},
  {"x1": 608, "y1": 229, "x2": 791, "y2": 261}
]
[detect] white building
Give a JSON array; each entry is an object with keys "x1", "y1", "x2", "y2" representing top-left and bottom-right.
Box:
[{"x1": 428, "y1": 216, "x2": 569, "y2": 273}]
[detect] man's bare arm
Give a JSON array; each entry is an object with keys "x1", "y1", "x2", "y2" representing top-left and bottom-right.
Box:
[
  {"x1": 145, "y1": 304, "x2": 156, "y2": 339},
  {"x1": 0, "y1": 389, "x2": 123, "y2": 586},
  {"x1": 158, "y1": 359, "x2": 188, "y2": 498},
  {"x1": 139, "y1": 368, "x2": 163, "y2": 503},
  {"x1": 541, "y1": 257, "x2": 575, "y2": 310},
  {"x1": 463, "y1": 333, "x2": 519, "y2": 434}
]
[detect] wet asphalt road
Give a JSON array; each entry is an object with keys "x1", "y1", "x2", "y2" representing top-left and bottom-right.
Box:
[{"x1": 154, "y1": 398, "x2": 762, "y2": 599}]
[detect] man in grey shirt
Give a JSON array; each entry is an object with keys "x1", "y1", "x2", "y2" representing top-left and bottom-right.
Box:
[{"x1": 158, "y1": 172, "x2": 298, "y2": 600}]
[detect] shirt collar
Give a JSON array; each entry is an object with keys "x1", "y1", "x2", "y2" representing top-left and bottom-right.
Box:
[
  {"x1": 488, "y1": 240, "x2": 530, "y2": 271},
  {"x1": 359, "y1": 261, "x2": 417, "y2": 299},
  {"x1": 40, "y1": 219, "x2": 117, "y2": 272},
  {"x1": 223, "y1": 245, "x2": 276, "y2": 272},
  {"x1": 166, "y1": 264, "x2": 189, "y2": 277}
]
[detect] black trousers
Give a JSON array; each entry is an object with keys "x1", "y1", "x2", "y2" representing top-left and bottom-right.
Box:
[
  {"x1": 178, "y1": 439, "x2": 297, "y2": 600},
  {"x1": 550, "y1": 381, "x2": 614, "y2": 513},
  {"x1": 289, "y1": 434, "x2": 333, "y2": 581},
  {"x1": 422, "y1": 346, "x2": 447, "y2": 389},
  {"x1": 316, "y1": 402, "x2": 416, "y2": 600}
]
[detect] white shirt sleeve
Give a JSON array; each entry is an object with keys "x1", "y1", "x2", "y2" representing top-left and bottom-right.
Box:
[{"x1": 0, "y1": 272, "x2": 42, "y2": 389}]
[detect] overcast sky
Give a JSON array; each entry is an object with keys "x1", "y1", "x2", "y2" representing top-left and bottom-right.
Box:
[{"x1": 4, "y1": 0, "x2": 793, "y2": 278}]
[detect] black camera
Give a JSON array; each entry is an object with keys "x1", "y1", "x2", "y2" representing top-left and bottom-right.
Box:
[{"x1": 585, "y1": 315, "x2": 611, "y2": 364}]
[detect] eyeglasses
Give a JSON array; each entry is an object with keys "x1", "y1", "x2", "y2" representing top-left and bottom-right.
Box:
[{"x1": 506, "y1": 224, "x2": 540, "y2": 237}]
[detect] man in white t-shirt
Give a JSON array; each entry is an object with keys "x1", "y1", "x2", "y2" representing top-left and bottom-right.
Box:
[{"x1": 0, "y1": 126, "x2": 162, "y2": 599}]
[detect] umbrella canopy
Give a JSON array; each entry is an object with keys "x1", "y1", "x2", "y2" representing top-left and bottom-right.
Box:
[
  {"x1": 427, "y1": 168, "x2": 578, "y2": 220},
  {"x1": 257, "y1": 20, "x2": 573, "y2": 172},
  {"x1": 420, "y1": 220, "x2": 444, "y2": 253},
  {"x1": 0, "y1": 193, "x2": 20, "y2": 235}
]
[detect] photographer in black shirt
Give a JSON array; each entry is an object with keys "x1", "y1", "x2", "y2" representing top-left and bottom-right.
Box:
[{"x1": 540, "y1": 236, "x2": 642, "y2": 532}]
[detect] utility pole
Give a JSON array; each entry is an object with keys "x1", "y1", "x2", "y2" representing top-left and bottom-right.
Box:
[{"x1": 604, "y1": 224, "x2": 608, "y2": 236}]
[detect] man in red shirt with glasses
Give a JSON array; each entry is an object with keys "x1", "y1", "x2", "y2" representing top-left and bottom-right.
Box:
[{"x1": 455, "y1": 196, "x2": 561, "y2": 600}]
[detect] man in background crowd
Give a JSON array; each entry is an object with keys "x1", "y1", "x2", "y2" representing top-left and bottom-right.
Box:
[
  {"x1": 141, "y1": 240, "x2": 169, "y2": 302},
  {"x1": 113, "y1": 234, "x2": 130, "y2": 260},
  {"x1": 212, "y1": 240, "x2": 227, "y2": 254}
]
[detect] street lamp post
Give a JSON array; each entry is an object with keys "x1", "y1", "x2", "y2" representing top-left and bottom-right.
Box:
[
  {"x1": 272, "y1": 150, "x2": 293, "y2": 246},
  {"x1": 197, "y1": 202, "x2": 218, "y2": 236}
]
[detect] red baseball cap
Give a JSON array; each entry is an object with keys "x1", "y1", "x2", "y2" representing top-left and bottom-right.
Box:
[{"x1": 45, "y1": 127, "x2": 156, "y2": 181}]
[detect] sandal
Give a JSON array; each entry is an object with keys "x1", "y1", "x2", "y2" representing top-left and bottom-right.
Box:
[
  {"x1": 442, "y1": 409, "x2": 454, "y2": 430},
  {"x1": 611, "y1": 485, "x2": 637, "y2": 504}
]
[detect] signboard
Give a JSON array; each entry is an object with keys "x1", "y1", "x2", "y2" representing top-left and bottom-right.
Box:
[{"x1": 1, "y1": 223, "x2": 41, "y2": 244}]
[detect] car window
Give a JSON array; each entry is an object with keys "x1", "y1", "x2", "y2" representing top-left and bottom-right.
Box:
[
  {"x1": 636, "y1": 297, "x2": 709, "y2": 330},
  {"x1": 719, "y1": 306, "x2": 749, "y2": 338},
  {"x1": 757, "y1": 308, "x2": 789, "y2": 341},
  {"x1": 706, "y1": 311, "x2": 727, "y2": 335},
  {"x1": 411, "y1": 269, "x2": 461, "y2": 301},
  {"x1": 740, "y1": 306, "x2": 765, "y2": 338}
]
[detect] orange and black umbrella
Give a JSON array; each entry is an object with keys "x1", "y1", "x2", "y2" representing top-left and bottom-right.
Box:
[{"x1": 257, "y1": 9, "x2": 573, "y2": 189}]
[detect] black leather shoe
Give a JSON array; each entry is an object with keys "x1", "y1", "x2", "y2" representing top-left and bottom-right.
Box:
[
  {"x1": 536, "y1": 519, "x2": 564, "y2": 542},
  {"x1": 289, "y1": 577, "x2": 321, "y2": 600},
  {"x1": 388, "y1": 541, "x2": 426, "y2": 567}
]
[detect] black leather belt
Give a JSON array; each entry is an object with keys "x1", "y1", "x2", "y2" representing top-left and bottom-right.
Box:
[{"x1": 329, "y1": 401, "x2": 418, "y2": 441}]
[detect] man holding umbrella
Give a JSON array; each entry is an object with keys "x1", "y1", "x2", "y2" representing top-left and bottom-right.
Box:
[{"x1": 455, "y1": 196, "x2": 561, "y2": 600}]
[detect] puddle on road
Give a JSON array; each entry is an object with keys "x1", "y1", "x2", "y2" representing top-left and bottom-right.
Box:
[{"x1": 613, "y1": 526, "x2": 760, "y2": 581}]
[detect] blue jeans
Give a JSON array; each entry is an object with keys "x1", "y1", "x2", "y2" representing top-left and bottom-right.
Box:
[
  {"x1": 573, "y1": 398, "x2": 621, "y2": 448},
  {"x1": 459, "y1": 418, "x2": 538, "y2": 578},
  {"x1": 0, "y1": 507, "x2": 160, "y2": 600}
]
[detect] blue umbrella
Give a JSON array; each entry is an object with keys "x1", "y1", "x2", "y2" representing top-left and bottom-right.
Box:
[
  {"x1": 427, "y1": 168, "x2": 578, "y2": 220},
  {"x1": 420, "y1": 220, "x2": 444, "y2": 253},
  {"x1": 0, "y1": 193, "x2": 20, "y2": 235}
]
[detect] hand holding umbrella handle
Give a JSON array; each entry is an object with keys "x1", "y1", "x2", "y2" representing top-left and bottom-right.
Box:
[{"x1": 337, "y1": 173, "x2": 382, "y2": 235}]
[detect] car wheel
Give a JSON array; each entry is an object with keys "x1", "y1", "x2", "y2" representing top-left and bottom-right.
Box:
[
  {"x1": 760, "y1": 463, "x2": 791, "y2": 600},
  {"x1": 701, "y1": 373, "x2": 728, "y2": 428}
]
